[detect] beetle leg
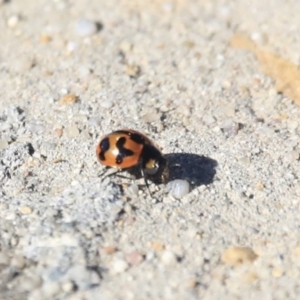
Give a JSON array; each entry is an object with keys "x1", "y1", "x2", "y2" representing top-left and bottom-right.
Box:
[
  {"x1": 98, "y1": 167, "x2": 120, "y2": 180},
  {"x1": 141, "y1": 168, "x2": 152, "y2": 196}
]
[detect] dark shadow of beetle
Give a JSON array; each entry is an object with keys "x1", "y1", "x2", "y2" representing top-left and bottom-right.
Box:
[
  {"x1": 127, "y1": 153, "x2": 218, "y2": 192},
  {"x1": 162, "y1": 153, "x2": 218, "y2": 190}
]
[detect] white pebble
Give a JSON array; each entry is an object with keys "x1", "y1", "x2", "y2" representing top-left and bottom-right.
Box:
[
  {"x1": 0, "y1": 122, "x2": 11, "y2": 132},
  {"x1": 202, "y1": 114, "x2": 216, "y2": 125},
  {"x1": 42, "y1": 282, "x2": 61, "y2": 298},
  {"x1": 5, "y1": 212, "x2": 16, "y2": 220},
  {"x1": 7, "y1": 15, "x2": 19, "y2": 28},
  {"x1": 0, "y1": 139, "x2": 8, "y2": 149},
  {"x1": 77, "y1": 66, "x2": 91, "y2": 78},
  {"x1": 28, "y1": 123, "x2": 45, "y2": 134},
  {"x1": 64, "y1": 125, "x2": 80, "y2": 138},
  {"x1": 61, "y1": 281, "x2": 74, "y2": 293},
  {"x1": 161, "y1": 250, "x2": 177, "y2": 265},
  {"x1": 146, "y1": 251, "x2": 155, "y2": 261},
  {"x1": 166, "y1": 179, "x2": 190, "y2": 199},
  {"x1": 75, "y1": 19, "x2": 98, "y2": 36},
  {"x1": 213, "y1": 104, "x2": 235, "y2": 118},
  {"x1": 287, "y1": 120, "x2": 298, "y2": 130},
  {"x1": 100, "y1": 99, "x2": 113, "y2": 109},
  {"x1": 252, "y1": 147, "x2": 260, "y2": 154},
  {"x1": 142, "y1": 112, "x2": 160, "y2": 123},
  {"x1": 60, "y1": 88, "x2": 69, "y2": 95},
  {"x1": 111, "y1": 258, "x2": 128, "y2": 274},
  {"x1": 221, "y1": 119, "x2": 240, "y2": 136},
  {"x1": 66, "y1": 41, "x2": 77, "y2": 53}
]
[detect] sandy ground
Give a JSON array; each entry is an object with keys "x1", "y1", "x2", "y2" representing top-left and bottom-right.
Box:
[{"x1": 1, "y1": 0, "x2": 300, "y2": 299}]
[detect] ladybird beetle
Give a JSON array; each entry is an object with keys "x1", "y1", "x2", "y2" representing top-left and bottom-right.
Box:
[{"x1": 96, "y1": 129, "x2": 168, "y2": 193}]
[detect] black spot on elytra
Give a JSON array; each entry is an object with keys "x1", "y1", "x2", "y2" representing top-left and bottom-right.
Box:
[
  {"x1": 99, "y1": 138, "x2": 110, "y2": 161},
  {"x1": 115, "y1": 137, "x2": 134, "y2": 164},
  {"x1": 113, "y1": 130, "x2": 146, "y2": 144},
  {"x1": 127, "y1": 132, "x2": 145, "y2": 144}
]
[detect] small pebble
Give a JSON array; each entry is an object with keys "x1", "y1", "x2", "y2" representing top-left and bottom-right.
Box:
[
  {"x1": 7, "y1": 15, "x2": 19, "y2": 28},
  {"x1": 166, "y1": 179, "x2": 190, "y2": 199},
  {"x1": 0, "y1": 139, "x2": 9, "y2": 149},
  {"x1": 64, "y1": 125, "x2": 80, "y2": 138},
  {"x1": 77, "y1": 66, "x2": 91, "y2": 78},
  {"x1": 111, "y1": 258, "x2": 128, "y2": 274},
  {"x1": 61, "y1": 281, "x2": 74, "y2": 293},
  {"x1": 272, "y1": 268, "x2": 283, "y2": 278},
  {"x1": 66, "y1": 41, "x2": 77, "y2": 54},
  {"x1": 53, "y1": 127, "x2": 63, "y2": 138},
  {"x1": 59, "y1": 93, "x2": 78, "y2": 105},
  {"x1": 80, "y1": 129, "x2": 90, "y2": 140},
  {"x1": 252, "y1": 147, "x2": 261, "y2": 155},
  {"x1": 60, "y1": 88, "x2": 69, "y2": 95},
  {"x1": 161, "y1": 250, "x2": 177, "y2": 265},
  {"x1": 239, "y1": 156, "x2": 251, "y2": 165},
  {"x1": 125, "y1": 251, "x2": 144, "y2": 266},
  {"x1": 256, "y1": 182, "x2": 265, "y2": 191},
  {"x1": 213, "y1": 104, "x2": 235, "y2": 119},
  {"x1": 221, "y1": 80, "x2": 231, "y2": 89},
  {"x1": 11, "y1": 237, "x2": 18, "y2": 246},
  {"x1": 100, "y1": 99, "x2": 113, "y2": 109},
  {"x1": 42, "y1": 282, "x2": 61, "y2": 298},
  {"x1": 187, "y1": 278, "x2": 198, "y2": 288},
  {"x1": 251, "y1": 31, "x2": 267, "y2": 43},
  {"x1": 221, "y1": 247, "x2": 258, "y2": 266},
  {"x1": 221, "y1": 119, "x2": 240, "y2": 137},
  {"x1": 18, "y1": 206, "x2": 32, "y2": 215},
  {"x1": 40, "y1": 34, "x2": 52, "y2": 44},
  {"x1": 0, "y1": 122, "x2": 11, "y2": 132},
  {"x1": 242, "y1": 271, "x2": 258, "y2": 284},
  {"x1": 287, "y1": 120, "x2": 298, "y2": 130},
  {"x1": 75, "y1": 19, "x2": 98, "y2": 36},
  {"x1": 100, "y1": 245, "x2": 117, "y2": 255},
  {"x1": 10, "y1": 254, "x2": 26, "y2": 269},
  {"x1": 28, "y1": 123, "x2": 44, "y2": 134},
  {"x1": 119, "y1": 40, "x2": 132, "y2": 53},
  {"x1": 151, "y1": 241, "x2": 165, "y2": 252},
  {"x1": 202, "y1": 114, "x2": 216, "y2": 125},
  {"x1": 146, "y1": 251, "x2": 155, "y2": 261},
  {"x1": 0, "y1": 252, "x2": 10, "y2": 265},
  {"x1": 89, "y1": 116, "x2": 102, "y2": 127},
  {"x1": 126, "y1": 64, "x2": 140, "y2": 77},
  {"x1": 5, "y1": 212, "x2": 17, "y2": 220},
  {"x1": 142, "y1": 112, "x2": 160, "y2": 123}
]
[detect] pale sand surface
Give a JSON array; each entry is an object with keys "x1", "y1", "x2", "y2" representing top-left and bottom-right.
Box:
[{"x1": 1, "y1": 0, "x2": 300, "y2": 299}]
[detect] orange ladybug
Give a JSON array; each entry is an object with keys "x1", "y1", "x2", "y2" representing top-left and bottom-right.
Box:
[{"x1": 96, "y1": 129, "x2": 167, "y2": 192}]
